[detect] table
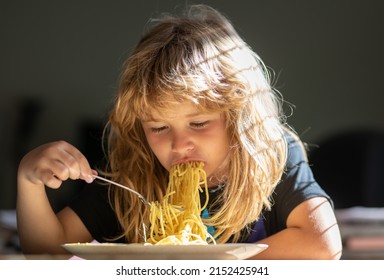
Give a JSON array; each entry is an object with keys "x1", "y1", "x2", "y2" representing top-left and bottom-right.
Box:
[{"x1": 0, "y1": 254, "x2": 73, "y2": 260}]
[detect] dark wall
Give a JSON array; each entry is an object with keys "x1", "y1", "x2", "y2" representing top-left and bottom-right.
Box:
[{"x1": 1, "y1": 0, "x2": 383, "y2": 209}]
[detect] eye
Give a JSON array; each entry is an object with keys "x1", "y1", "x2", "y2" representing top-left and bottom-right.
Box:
[
  {"x1": 150, "y1": 126, "x2": 168, "y2": 133},
  {"x1": 190, "y1": 121, "x2": 209, "y2": 128}
]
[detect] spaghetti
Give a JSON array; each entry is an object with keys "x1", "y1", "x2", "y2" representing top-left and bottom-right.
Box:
[{"x1": 146, "y1": 162, "x2": 215, "y2": 245}]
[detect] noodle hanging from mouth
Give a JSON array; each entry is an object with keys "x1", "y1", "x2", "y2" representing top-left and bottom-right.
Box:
[{"x1": 146, "y1": 162, "x2": 215, "y2": 245}]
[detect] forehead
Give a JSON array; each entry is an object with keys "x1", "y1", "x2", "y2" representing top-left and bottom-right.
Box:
[{"x1": 143, "y1": 101, "x2": 210, "y2": 121}]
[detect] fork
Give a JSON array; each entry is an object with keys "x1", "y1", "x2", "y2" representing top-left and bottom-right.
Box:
[{"x1": 93, "y1": 175, "x2": 151, "y2": 207}]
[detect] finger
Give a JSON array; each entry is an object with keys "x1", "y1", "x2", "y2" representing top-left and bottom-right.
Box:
[
  {"x1": 43, "y1": 157, "x2": 71, "y2": 182},
  {"x1": 55, "y1": 141, "x2": 93, "y2": 181},
  {"x1": 80, "y1": 169, "x2": 98, "y2": 183},
  {"x1": 61, "y1": 142, "x2": 93, "y2": 172},
  {"x1": 31, "y1": 141, "x2": 79, "y2": 181},
  {"x1": 57, "y1": 150, "x2": 81, "y2": 180},
  {"x1": 40, "y1": 170, "x2": 63, "y2": 189}
]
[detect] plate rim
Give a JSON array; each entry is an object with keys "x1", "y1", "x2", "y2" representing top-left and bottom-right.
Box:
[{"x1": 62, "y1": 242, "x2": 268, "y2": 259}]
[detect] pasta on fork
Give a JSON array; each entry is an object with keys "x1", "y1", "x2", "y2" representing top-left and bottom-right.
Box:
[{"x1": 147, "y1": 162, "x2": 215, "y2": 245}]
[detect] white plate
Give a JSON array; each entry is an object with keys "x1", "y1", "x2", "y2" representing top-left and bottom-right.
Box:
[{"x1": 62, "y1": 243, "x2": 268, "y2": 260}]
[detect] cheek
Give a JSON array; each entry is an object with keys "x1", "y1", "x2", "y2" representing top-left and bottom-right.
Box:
[
  {"x1": 146, "y1": 135, "x2": 160, "y2": 153},
  {"x1": 145, "y1": 135, "x2": 169, "y2": 162},
  {"x1": 144, "y1": 132, "x2": 158, "y2": 153},
  {"x1": 205, "y1": 130, "x2": 230, "y2": 166}
]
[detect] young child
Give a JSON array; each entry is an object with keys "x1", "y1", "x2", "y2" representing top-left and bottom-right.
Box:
[{"x1": 16, "y1": 4, "x2": 342, "y2": 259}]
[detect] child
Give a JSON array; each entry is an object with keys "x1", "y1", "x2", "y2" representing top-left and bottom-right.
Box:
[{"x1": 16, "y1": 4, "x2": 342, "y2": 259}]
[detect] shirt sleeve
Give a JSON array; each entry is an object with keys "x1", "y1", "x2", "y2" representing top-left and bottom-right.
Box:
[
  {"x1": 67, "y1": 181, "x2": 126, "y2": 243},
  {"x1": 263, "y1": 133, "x2": 332, "y2": 236}
]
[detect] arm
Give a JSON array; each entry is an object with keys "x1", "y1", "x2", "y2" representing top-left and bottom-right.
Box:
[
  {"x1": 17, "y1": 141, "x2": 95, "y2": 254},
  {"x1": 249, "y1": 196, "x2": 343, "y2": 260}
]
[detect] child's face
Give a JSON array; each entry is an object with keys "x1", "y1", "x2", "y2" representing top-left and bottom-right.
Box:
[{"x1": 141, "y1": 101, "x2": 230, "y2": 186}]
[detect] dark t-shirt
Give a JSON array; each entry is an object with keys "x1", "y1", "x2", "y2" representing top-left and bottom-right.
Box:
[{"x1": 68, "y1": 133, "x2": 331, "y2": 243}]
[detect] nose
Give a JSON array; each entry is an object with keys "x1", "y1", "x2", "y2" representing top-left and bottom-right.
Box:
[{"x1": 171, "y1": 130, "x2": 195, "y2": 154}]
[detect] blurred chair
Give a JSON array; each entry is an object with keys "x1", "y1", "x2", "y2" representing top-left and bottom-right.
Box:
[{"x1": 308, "y1": 129, "x2": 384, "y2": 209}]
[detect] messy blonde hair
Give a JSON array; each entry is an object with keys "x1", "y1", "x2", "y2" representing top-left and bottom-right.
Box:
[{"x1": 104, "y1": 4, "x2": 288, "y2": 243}]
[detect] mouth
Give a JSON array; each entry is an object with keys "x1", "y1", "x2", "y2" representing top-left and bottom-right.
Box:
[{"x1": 172, "y1": 158, "x2": 205, "y2": 167}]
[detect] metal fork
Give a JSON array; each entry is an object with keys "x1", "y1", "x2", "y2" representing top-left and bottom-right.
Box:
[{"x1": 93, "y1": 175, "x2": 151, "y2": 207}]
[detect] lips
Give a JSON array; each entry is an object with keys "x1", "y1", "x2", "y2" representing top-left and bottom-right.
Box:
[{"x1": 172, "y1": 158, "x2": 205, "y2": 166}]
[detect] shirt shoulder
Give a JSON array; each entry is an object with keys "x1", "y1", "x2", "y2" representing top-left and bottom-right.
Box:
[
  {"x1": 263, "y1": 131, "x2": 331, "y2": 235},
  {"x1": 68, "y1": 182, "x2": 125, "y2": 243}
]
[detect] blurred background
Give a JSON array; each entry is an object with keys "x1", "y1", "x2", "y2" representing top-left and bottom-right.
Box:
[{"x1": 1, "y1": 0, "x2": 383, "y2": 253}]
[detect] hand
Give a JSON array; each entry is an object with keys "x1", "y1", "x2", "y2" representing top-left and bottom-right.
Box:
[{"x1": 18, "y1": 141, "x2": 96, "y2": 189}]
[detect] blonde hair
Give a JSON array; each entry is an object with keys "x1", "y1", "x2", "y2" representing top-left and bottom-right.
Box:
[{"x1": 104, "y1": 4, "x2": 288, "y2": 243}]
